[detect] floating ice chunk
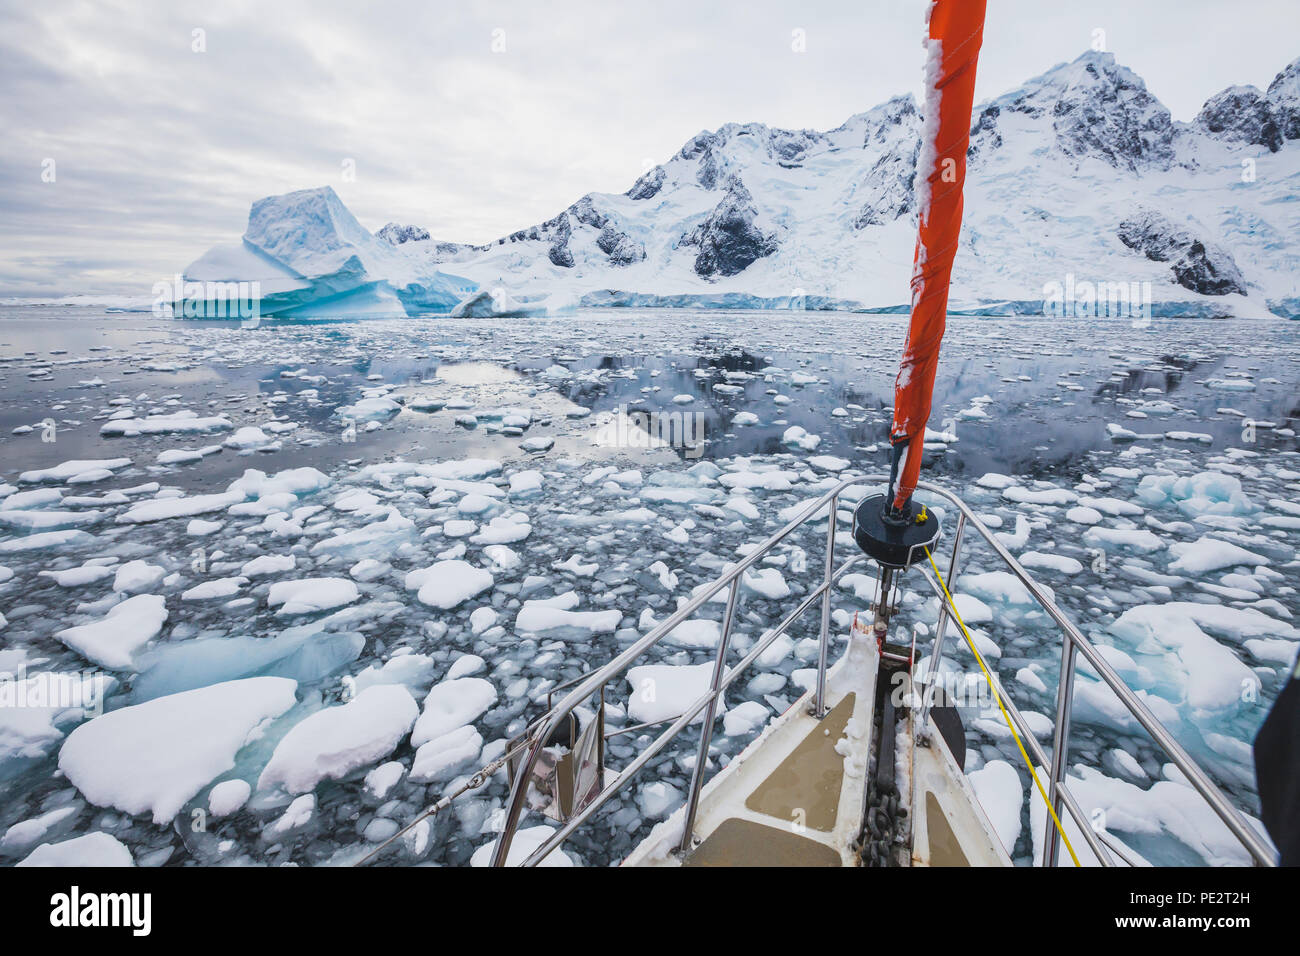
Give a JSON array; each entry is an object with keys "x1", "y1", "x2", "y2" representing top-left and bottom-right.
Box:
[
  {"x1": 1032, "y1": 764, "x2": 1247, "y2": 866},
  {"x1": 1082, "y1": 527, "x2": 1165, "y2": 553},
  {"x1": 1003, "y1": 486, "x2": 1077, "y2": 506},
  {"x1": 1015, "y1": 667, "x2": 1048, "y2": 693},
  {"x1": 976, "y1": 473, "x2": 1017, "y2": 490},
  {"x1": 625, "y1": 662, "x2": 725, "y2": 725},
  {"x1": 55, "y1": 594, "x2": 168, "y2": 669},
  {"x1": 470, "y1": 514, "x2": 532, "y2": 545},
  {"x1": 722, "y1": 700, "x2": 768, "y2": 737},
  {"x1": 0, "y1": 488, "x2": 62, "y2": 510},
  {"x1": 1109, "y1": 605, "x2": 1262, "y2": 716},
  {"x1": 338, "y1": 396, "x2": 402, "y2": 421},
  {"x1": 1136, "y1": 472, "x2": 1255, "y2": 518},
  {"x1": 411, "y1": 678, "x2": 498, "y2": 747},
  {"x1": 447, "y1": 654, "x2": 486, "y2": 679},
  {"x1": 223, "y1": 426, "x2": 274, "y2": 450},
  {"x1": 0, "y1": 671, "x2": 116, "y2": 767},
  {"x1": 364, "y1": 761, "x2": 406, "y2": 800},
  {"x1": 39, "y1": 565, "x2": 116, "y2": 587},
  {"x1": 411, "y1": 725, "x2": 482, "y2": 782},
  {"x1": 718, "y1": 470, "x2": 794, "y2": 491},
  {"x1": 470, "y1": 825, "x2": 574, "y2": 867},
  {"x1": 1018, "y1": 552, "x2": 1083, "y2": 575},
  {"x1": 1167, "y1": 537, "x2": 1267, "y2": 575},
  {"x1": 483, "y1": 545, "x2": 521, "y2": 571},
  {"x1": 469, "y1": 607, "x2": 499, "y2": 634},
  {"x1": 994, "y1": 514, "x2": 1030, "y2": 549},
  {"x1": 353, "y1": 654, "x2": 437, "y2": 697},
  {"x1": 311, "y1": 510, "x2": 416, "y2": 555},
  {"x1": 0, "y1": 805, "x2": 79, "y2": 855},
  {"x1": 1078, "y1": 496, "x2": 1143, "y2": 517},
  {"x1": 19, "y1": 458, "x2": 132, "y2": 483},
  {"x1": 101, "y1": 411, "x2": 233, "y2": 437},
  {"x1": 0, "y1": 509, "x2": 102, "y2": 532},
  {"x1": 949, "y1": 593, "x2": 993, "y2": 624},
  {"x1": 267, "y1": 578, "x2": 360, "y2": 615},
  {"x1": 637, "y1": 781, "x2": 684, "y2": 819},
  {"x1": 807, "y1": 455, "x2": 850, "y2": 472},
  {"x1": 781, "y1": 426, "x2": 821, "y2": 451},
  {"x1": 657, "y1": 618, "x2": 721, "y2": 649},
  {"x1": 724, "y1": 497, "x2": 759, "y2": 520},
  {"x1": 968, "y1": 759, "x2": 1023, "y2": 853},
  {"x1": 113, "y1": 559, "x2": 165, "y2": 594},
  {"x1": 181, "y1": 577, "x2": 248, "y2": 601},
  {"x1": 258, "y1": 684, "x2": 418, "y2": 794},
  {"x1": 228, "y1": 467, "x2": 331, "y2": 499},
  {"x1": 59, "y1": 677, "x2": 298, "y2": 824},
  {"x1": 267, "y1": 794, "x2": 315, "y2": 838},
  {"x1": 1104, "y1": 748, "x2": 1148, "y2": 782},
  {"x1": 1244, "y1": 638, "x2": 1297, "y2": 665},
  {"x1": 1203, "y1": 378, "x2": 1255, "y2": 392},
  {"x1": 208, "y1": 779, "x2": 251, "y2": 817},
  {"x1": 405, "y1": 560, "x2": 494, "y2": 609},
  {"x1": 743, "y1": 567, "x2": 791, "y2": 600},
  {"x1": 131, "y1": 629, "x2": 362, "y2": 700},
  {"x1": 457, "y1": 493, "x2": 496, "y2": 515},
  {"x1": 516, "y1": 602, "x2": 622, "y2": 636},
  {"x1": 117, "y1": 492, "x2": 242, "y2": 524},
  {"x1": 961, "y1": 571, "x2": 1053, "y2": 608},
  {"x1": 241, "y1": 554, "x2": 297, "y2": 577},
  {"x1": 16, "y1": 832, "x2": 133, "y2": 867},
  {"x1": 0, "y1": 529, "x2": 95, "y2": 552}
]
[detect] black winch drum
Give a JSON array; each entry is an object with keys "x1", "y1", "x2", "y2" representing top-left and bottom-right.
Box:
[{"x1": 852, "y1": 493, "x2": 943, "y2": 569}]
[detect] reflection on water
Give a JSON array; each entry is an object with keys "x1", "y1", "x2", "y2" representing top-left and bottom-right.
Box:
[
  {"x1": 0, "y1": 307, "x2": 1296, "y2": 493},
  {"x1": 435, "y1": 361, "x2": 525, "y2": 386}
]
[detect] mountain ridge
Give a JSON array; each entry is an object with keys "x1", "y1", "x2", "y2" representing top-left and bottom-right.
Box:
[{"x1": 187, "y1": 49, "x2": 1300, "y2": 319}]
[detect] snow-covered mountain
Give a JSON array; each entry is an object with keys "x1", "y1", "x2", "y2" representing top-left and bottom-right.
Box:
[{"x1": 185, "y1": 50, "x2": 1300, "y2": 319}]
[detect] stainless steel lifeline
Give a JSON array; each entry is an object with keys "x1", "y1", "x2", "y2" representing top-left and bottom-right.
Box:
[{"x1": 489, "y1": 476, "x2": 1277, "y2": 868}]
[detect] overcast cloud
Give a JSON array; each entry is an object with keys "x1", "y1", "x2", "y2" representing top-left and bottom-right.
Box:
[{"x1": 1, "y1": 0, "x2": 1297, "y2": 296}]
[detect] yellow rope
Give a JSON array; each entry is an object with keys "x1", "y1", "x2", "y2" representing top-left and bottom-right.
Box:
[{"x1": 923, "y1": 547, "x2": 1081, "y2": 867}]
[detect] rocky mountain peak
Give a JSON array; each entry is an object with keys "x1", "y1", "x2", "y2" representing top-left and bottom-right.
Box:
[
  {"x1": 986, "y1": 51, "x2": 1176, "y2": 172},
  {"x1": 1195, "y1": 85, "x2": 1283, "y2": 152},
  {"x1": 376, "y1": 222, "x2": 431, "y2": 245}
]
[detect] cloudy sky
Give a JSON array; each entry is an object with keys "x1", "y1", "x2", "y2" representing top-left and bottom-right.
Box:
[{"x1": 2, "y1": 0, "x2": 1297, "y2": 296}]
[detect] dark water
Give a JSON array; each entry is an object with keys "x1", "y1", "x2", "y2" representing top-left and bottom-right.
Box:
[{"x1": 2, "y1": 307, "x2": 1296, "y2": 493}]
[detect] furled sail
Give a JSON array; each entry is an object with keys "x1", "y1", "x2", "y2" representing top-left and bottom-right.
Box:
[{"x1": 888, "y1": 0, "x2": 987, "y2": 512}]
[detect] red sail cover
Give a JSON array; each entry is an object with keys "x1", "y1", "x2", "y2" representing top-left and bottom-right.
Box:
[{"x1": 889, "y1": 0, "x2": 987, "y2": 510}]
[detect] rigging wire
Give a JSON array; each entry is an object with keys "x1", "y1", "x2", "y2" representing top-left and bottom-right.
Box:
[{"x1": 923, "y1": 546, "x2": 1082, "y2": 867}]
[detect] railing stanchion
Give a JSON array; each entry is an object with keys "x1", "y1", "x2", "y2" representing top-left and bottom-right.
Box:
[
  {"x1": 918, "y1": 511, "x2": 966, "y2": 730},
  {"x1": 489, "y1": 477, "x2": 1274, "y2": 868},
  {"x1": 678, "y1": 577, "x2": 740, "y2": 854},
  {"x1": 1044, "y1": 635, "x2": 1077, "y2": 867},
  {"x1": 814, "y1": 495, "x2": 839, "y2": 718}
]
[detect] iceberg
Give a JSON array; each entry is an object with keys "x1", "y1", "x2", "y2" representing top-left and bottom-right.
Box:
[{"x1": 181, "y1": 186, "x2": 477, "y2": 319}]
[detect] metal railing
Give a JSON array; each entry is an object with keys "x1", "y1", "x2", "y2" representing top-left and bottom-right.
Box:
[{"x1": 489, "y1": 476, "x2": 1277, "y2": 867}]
